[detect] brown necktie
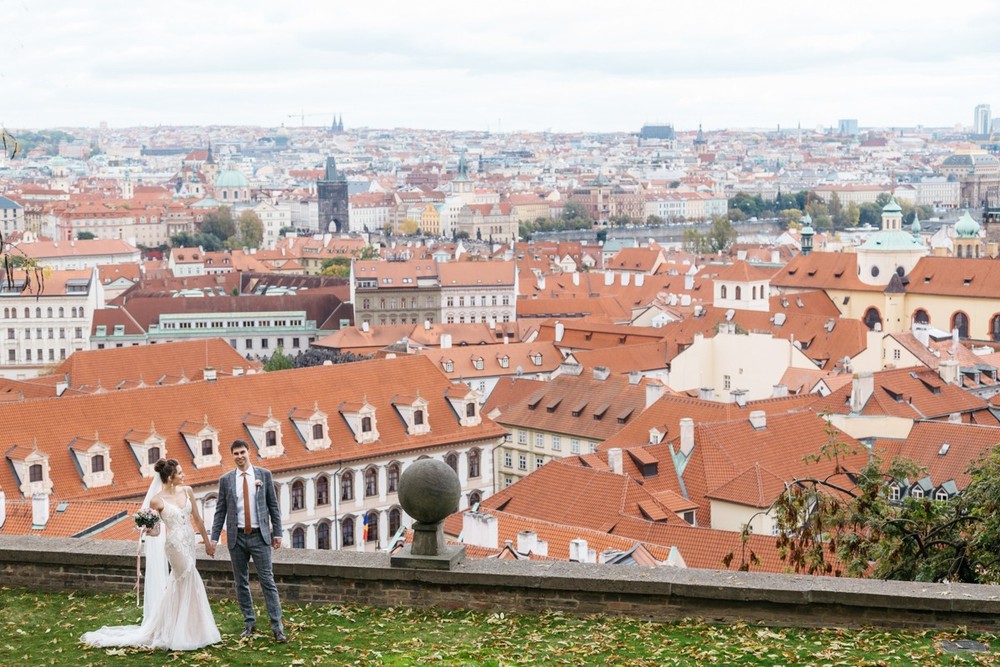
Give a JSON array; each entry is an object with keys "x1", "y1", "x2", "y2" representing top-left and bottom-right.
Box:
[{"x1": 242, "y1": 472, "x2": 252, "y2": 534}]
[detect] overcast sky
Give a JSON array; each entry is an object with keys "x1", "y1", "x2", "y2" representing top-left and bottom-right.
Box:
[{"x1": 3, "y1": 0, "x2": 999, "y2": 133}]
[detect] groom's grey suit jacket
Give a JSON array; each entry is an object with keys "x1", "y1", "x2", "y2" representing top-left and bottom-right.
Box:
[{"x1": 210, "y1": 466, "x2": 282, "y2": 547}]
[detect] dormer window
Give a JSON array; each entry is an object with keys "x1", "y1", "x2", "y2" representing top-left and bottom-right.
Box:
[
  {"x1": 649, "y1": 427, "x2": 664, "y2": 445},
  {"x1": 242, "y1": 410, "x2": 284, "y2": 458},
  {"x1": 126, "y1": 427, "x2": 166, "y2": 478},
  {"x1": 180, "y1": 416, "x2": 223, "y2": 467},
  {"x1": 6, "y1": 444, "x2": 54, "y2": 497},
  {"x1": 70, "y1": 434, "x2": 114, "y2": 489},
  {"x1": 290, "y1": 404, "x2": 330, "y2": 451},
  {"x1": 442, "y1": 359, "x2": 454, "y2": 373},
  {"x1": 531, "y1": 353, "x2": 542, "y2": 366},
  {"x1": 393, "y1": 395, "x2": 430, "y2": 436},
  {"x1": 498, "y1": 355, "x2": 509, "y2": 369},
  {"x1": 472, "y1": 356, "x2": 484, "y2": 371},
  {"x1": 340, "y1": 400, "x2": 379, "y2": 444},
  {"x1": 445, "y1": 386, "x2": 482, "y2": 427}
]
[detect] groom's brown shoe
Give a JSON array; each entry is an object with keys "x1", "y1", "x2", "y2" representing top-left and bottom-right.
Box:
[
  {"x1": 273, "y1": 630, "x2": 288, "y2": 643},
  {"x1": 240, "y1": 625, "x2": 255, "y2": 639}
]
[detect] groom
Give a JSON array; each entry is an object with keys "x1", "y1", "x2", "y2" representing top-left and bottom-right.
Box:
[{"x1": 210, "y1": 439, "x2": 287, "y2": 643}]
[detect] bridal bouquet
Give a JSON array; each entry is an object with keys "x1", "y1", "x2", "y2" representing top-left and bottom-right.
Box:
[{"x1": 134, "y1": 508, "x2": 160, "y2": 530}]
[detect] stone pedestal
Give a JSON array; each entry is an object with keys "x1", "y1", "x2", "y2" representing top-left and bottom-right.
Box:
[{"x1": 392, "y1": 459, "x2": 465, "y2": 570}]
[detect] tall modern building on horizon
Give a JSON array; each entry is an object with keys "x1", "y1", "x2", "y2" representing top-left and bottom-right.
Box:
[
  {"x1": 974, "y1": 104, "x2": 991, "y2": 137},
  {"x1": 838, "y1": 119, "x2": 859, "y2": 137}
]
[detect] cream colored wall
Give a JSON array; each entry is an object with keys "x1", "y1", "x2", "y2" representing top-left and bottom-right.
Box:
[
  {"x1": 669, "y1": 331, "x2": 817, "y2": 401},
  {"x1": 710, "y1": 499, "x2": 775, "y2": 533},
  {"x1": 826, "y1": 413, "x2": 914, "y2": 440},
  {"x1": 901, "y1": 293, "x2": 1000, "y2": 340}
]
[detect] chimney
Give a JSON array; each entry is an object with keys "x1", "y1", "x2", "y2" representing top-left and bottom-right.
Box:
[
  {"x1": 571, "y1": 271, "x2": 580, "y2": 286},
  {"x1": 771, "y1": 384, "x2": 788, "y2": 398},
  {"x1": 424, "y1": 319, "x2": 431, "y2": 331},
  {"x1": 952, "y1": 327, "x2": 960, "y2": 350},
  {"x1": 607, "y1": 448, "x2": 623, "y2": 475},
  {"x1": 620, "y1": 272, "x2": 630, "y2": 286},
  {"x1": 488, "y1": 318, "x2": 496, "y2": 330},
  {"x1": 462, "y1": 511, "x2": 498, "y2": 549},
  {"x1": 517, "y1": 530, "x2": 538, "y2": 554},
  {"x1": 646, "y1": 379, "x2": 665, "y2": 408},
  {"x1": 32, "y1": 492, "x2": 50, "y2": 528},
  {"x1": 593, "y1": 366, "x2": 611, "y2": 381},
  {"x1": 554, "y1": 321, "x2": 565, "y2": 342},
  {"x1": 232, "y1": 366, "x2": 244, "y2": 377},
  {"x1": 441, "y1": 333, "x2": 452, "y2": 349},
  {"x1": 850, "y1": 372, "x2": 874, "y2": 412},
  {"x1": 749, "y1": 410, "x2": 767, "y2": 429},
  {"x1": 948, "y1": 412, "x2": 962, "y2": 424},
  {"x1": 679, "y1": 417, "x2": 694, "y2": 456},
  {"x1": 731, "y1": 388, "x2": 747, "y2": 407},
  {"x1": 680, "y1": 294, "x2": 691, "y2": 306},
  {"x1": 537, "y1": 275, "x2": 546, "y2": 290},
  {"x1": 628, "y1": 370, "x2": 642, "y2": 385},
  {"x1": 635, "y1": 273, "x2": 645, "y2": 287},
  {"x1": 771, "y1": 249, "x2": 780, "y2": 263},
  {"x1": 938, "y1": 359, "x2": 960, "y2": 385},
  {"x1": 604, "y1": 271, "x2": 614, "y2": 286},
  {"x1": 56, "y1": 377, "x2": 68, "y2": 397},
  {"x1": 698, "y1": 387, "x2": 714, "y2": 401},
  {"x1": 569, "y1": 537, "x2": 590, "y2": 563},
  {"x1": 204, "y1": 367, "x2": 217, "y2": 382},
  {"x1": 361, "y1": 321, "x2": 370, "y2": 333},
  {"x1": 684, "y1": 273, "x2": 694, "y2": 290}
]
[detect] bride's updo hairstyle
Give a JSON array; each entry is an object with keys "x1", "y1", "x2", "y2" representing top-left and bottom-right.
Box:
[{"x1": 154, "y1": 458, "x2": 181, "y2": 483}]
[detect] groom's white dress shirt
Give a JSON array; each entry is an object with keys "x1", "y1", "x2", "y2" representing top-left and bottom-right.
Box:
[{"x1": 234, "y1": 467, "x2": 260, "y2": 531}]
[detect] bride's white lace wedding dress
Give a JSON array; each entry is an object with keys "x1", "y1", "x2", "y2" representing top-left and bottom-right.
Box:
[{"x1": 81, "y1": 497, "x2": 221, "y2": 651}]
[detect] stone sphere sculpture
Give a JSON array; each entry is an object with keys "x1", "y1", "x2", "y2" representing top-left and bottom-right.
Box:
[{"x1": 398, "y1": 458, "x2": 461, "y2": 524}]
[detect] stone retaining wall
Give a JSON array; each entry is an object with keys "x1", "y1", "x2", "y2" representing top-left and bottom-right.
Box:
[{"x1": 1, "y1": 535, "x2": 998, "y2": 630}]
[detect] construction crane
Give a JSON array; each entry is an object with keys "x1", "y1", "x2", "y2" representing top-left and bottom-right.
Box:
[{"x1": 287, "y1": 110, "x2": 337, "y2": 127}]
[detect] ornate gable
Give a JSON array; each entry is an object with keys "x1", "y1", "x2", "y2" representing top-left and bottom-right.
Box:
[
  {"x1": 179, "y1": 415, "x2": 223, "y2": 468},
  {"x1": 69, "y1": 432, "x2": 114, "y2": 489},
  {"x1": 289, "y1": 403, "x2": 330, "y2": 451},
  {"x1": 242, "y1": 408, "x2": 284, "y2": 458}
]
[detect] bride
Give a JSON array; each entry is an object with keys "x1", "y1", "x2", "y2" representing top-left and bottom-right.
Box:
[{"x1": 81, "y1": 458, "x2": 221, "y2": 651}]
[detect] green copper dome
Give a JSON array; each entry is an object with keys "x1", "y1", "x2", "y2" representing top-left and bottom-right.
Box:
[
  {"x1": 215, "y1": 169, "x2": 249, "y2": 188},
  {"x1": 954, "y1": 210, "x2": 981, "y2": 238},
  {"x1": 882, "y1": 197, "x2": 902, "y2": 214}
]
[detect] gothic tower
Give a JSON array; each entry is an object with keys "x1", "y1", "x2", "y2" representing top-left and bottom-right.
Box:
[{"x1": 317, "y1": 157, "x2": 349, "y2": 233}]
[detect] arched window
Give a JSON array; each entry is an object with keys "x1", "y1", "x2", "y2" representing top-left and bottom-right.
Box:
[
  {"x1": 466, "y1": 403, "x2": 475, "y2": 418},
  {"x1": 734, "y1": 286, "x2": 742, "y2": 300},
  {"x1": 863, "y1": 307, "x2": 882, "y2": 332},
  {"x1": 201, "y1": 439, "x2": 213, "y2": 456},
  {"x1": 23, "y1": 307, "x2": 29, "y2": 318},
  {"x1": 913, "y1": 309, "x2": 930, "y2": 326},
  {"x1": 991, "y1": 315, "x2": 1000, "y2": 343},
  {"x1": 952, "y1": 312, "x2": 969, "y2": 339},
  {"x1": 389, "y1": 507, "x2": 402, "y2": 537},
  {"x1": 91, "y1": 456, "x2": 105, "y2": 473},
  {"x1": 148, "y1": 447, "x2": 160, "y2": 464},
  {"x1": 445, "y1": 452, "x2": 459, "y2": 473},
  {"x1": 265, "y1": 430, "x2": 277, "y2": 448},
  {"x1": 29, "y1": 464, "x2": 43, "y2": 483},
  {"x1": 720, "y1": 285, "x2": 727, "y2": 299},
  {"x1": 341, "y1": 517, "x2": 355, "y2": 546},
  {"x1": 35, "y1": 307, "x2": 40, "y2": 318},
  {"x1": 312, "y1": 423, "x2": 324, "y2": 440},
  {"x1": 341, "y1": 471, "x2": 354, "y2": 501},
  {"x1": 364, "y1": 468, "x2": 377, "y2": 497},
  {"x1": 361, "y1": 416, "x2": 372, "y2": 433},
  {"x1": 469, "y1": 490, "x2": 483, "y2": 507},
  {"x1": 46, "y1": 307, "x2": 52, "y2": 318},
  {"x1": 317, "y1": 522, "x2": 331, "y2": 550},
  {"x1": 292, "y1": 527, "x2": 305, "y2": 549},
  {"x1": 58, "y1": 307, "x2": 64, "y2": 318},
  {"x1": 365, "y1": 511, "x2": 379, "y2": 543},
  {"x1": 362, "y1": 298, "x2": 370, "y2": 309},
  {"x1": 468, "y1": 449, "x2": 481, "y2": 478},
  {"x1": 316, "y1": 476, "x2": 330, "y2": 506},
  {"x1": 414, "y1": 409, "x2": 424, "y2": 425},
  {"x1": 291, "y1": 480, "x2": 305, "y2": 511},
  {"x1": 387, "y1": 463, "x2": 400, "y2": 493}
]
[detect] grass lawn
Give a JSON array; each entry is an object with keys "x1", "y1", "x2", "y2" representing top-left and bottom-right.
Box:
[{"x1": 0, "y1": 587, "x2": 996, "y2": 666}]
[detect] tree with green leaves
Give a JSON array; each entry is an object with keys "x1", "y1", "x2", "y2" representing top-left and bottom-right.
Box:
[
  {"x1": 235, "y1": 210, "x2": 264, "y2": 249},
  {"x1": 200, "y1": 207, "x2": 236, "y2": 241},
  {"x1": 77, "y1": 231, "x2": 96, "y2": 240},
  {"x1": 321, "y1": 256, "x2": 351, "y2": 277},
  {"x1": 706, "y1": 215, "x2": 737, "y2": 252},
  {"x1": 263, "y1": 347, "x2": 295, "y2": 372},
  {"x1": 734, "y1": 427, "x2": 1000, "y2": 583},
  {"x1": 170, "y1": 232, "x2": 224, "y2": 251}
]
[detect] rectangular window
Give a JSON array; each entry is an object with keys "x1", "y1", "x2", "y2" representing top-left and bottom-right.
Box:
[
  {"x1": 7, "y1": 350, "x2": 13, "y2": 361},
  {"x1": 535, "y1": 457, "x2": 544, "y2": 469},
  {"x1": 552, "y1": 436, "x2": 561, "y2": 451},
  {"x1": 517, "y1": 430, "x2": 527, "y2": 445},
  {"x1": 518, "y1": 454, "x2": 527, "y2": 471},
  {"x1": 277, "y1": 337, "x2": 284, "y2": 349},
  {"x1": 570, "y1": 439, "x2": 581, "y2": 454},
  {"x1": 723, "y1": 375, "x2": 731, "y2": 390},
  {"x1": 261, "y1": 338, "x2": 269, "y2": 349},
  {"x1": 504, "y1": 452, "x2": 513, "y2": 468},
  {"x1": 246, "y1": 339, "x2": 253, "y2": 349},
  {"x1": 292, "y1": 337, "x2": 300, "y2": 348},
  {"x1": 534, "y1": 433, "x2": 544, "y2": 449},
  {"x1": 75, "y1": 327, "x2": 82, "y2": 338}
]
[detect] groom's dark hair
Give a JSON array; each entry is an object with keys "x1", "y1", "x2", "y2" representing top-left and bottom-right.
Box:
[{"x1": 231, "y1": 439, "x2": 250, "y2": 453}]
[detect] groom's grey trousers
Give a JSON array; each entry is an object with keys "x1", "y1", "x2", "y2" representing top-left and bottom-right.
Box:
[{"x1": 230, "y1": 529, "x2": 283, "y2": 633}]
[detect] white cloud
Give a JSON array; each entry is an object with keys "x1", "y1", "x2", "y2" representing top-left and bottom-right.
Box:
[{"x1": 2, "y1": 0, "x2": 999, "y2": 131}]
